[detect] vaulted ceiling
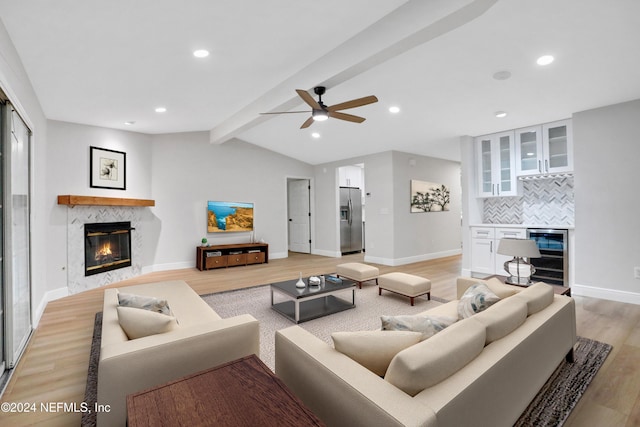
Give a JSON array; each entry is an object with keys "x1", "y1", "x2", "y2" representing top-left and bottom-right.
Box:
[{"x1": 1, "y1": 0, "x2": 639, "y2": 164}]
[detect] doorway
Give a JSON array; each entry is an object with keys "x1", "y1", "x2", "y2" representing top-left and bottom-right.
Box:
[{"x1": 287, "y1": 178, "x2": 311, "y2": 253}]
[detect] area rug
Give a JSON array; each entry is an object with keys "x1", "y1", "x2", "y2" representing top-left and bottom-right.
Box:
[
  {"x1": 201, "y1": 283, "x2": 446, "y2": 371},
  {"x1": 83, "y1": 284, "x2": 612, "y2": 427}
]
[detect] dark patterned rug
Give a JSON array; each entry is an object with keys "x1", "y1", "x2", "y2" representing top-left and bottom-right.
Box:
[{"x1": 82, "y1": 311, "x2": 611, "y2": 427}]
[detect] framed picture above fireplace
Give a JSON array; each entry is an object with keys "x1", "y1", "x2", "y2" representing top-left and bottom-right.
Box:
[{"x1": 90, "y1": 146, "x2": 126, "y2": 190}]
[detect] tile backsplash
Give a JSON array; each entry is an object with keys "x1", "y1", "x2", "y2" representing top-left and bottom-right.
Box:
[{"x1": 483, "y1": 176, "x2": 574, "y2": 225}]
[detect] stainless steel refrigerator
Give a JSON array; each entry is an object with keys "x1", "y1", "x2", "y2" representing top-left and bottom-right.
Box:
[{"x1": 340, "y1": 187, "x2": 363, "y2": 254}]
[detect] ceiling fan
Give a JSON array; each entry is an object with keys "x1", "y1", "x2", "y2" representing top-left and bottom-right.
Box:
[{"x1": 260, "y1": 86, "x2": 378, "y2": 129}]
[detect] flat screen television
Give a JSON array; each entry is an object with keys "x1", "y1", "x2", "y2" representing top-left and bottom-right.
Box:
[{"x1": 207, "y1": 201, "x2": 254, "y2": 233}]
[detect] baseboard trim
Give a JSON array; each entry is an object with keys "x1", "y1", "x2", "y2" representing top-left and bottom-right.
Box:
[
  {"x1": 312, "y1": 249, "x2": 341, "y2": 258},
  {"x1": 33, "y1": 286, "x2": 69, "y2": 327},
  {"x1": 365, "y1": 249, "x2": 462, "y2": 267},
  {"x1": 270, "y1": 251, "x2": 288, "y2": 260},
  {"x1": 572, "y1": 283, "x2": 640, "y2": 305}
]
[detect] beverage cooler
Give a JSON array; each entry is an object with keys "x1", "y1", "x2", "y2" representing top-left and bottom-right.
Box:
[{"x1": 526, "y1": 229, "x2": 568, "y2": 287}]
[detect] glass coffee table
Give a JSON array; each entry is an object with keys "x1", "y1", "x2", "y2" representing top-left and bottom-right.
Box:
[{"x1": 270, "y1": 276, "x2": 356, "y2": 323}]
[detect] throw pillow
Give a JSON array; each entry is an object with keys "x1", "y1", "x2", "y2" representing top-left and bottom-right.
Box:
[
  {"x1": 332, "y1": 330, "x2": 423, "y2": 377},
  {"x1": 457, "y1": 283, "x2": 501, "y2": 319},
  {"x1": 380, "y1": 315, "x2": 457, "y2": 340},
  {"x1": 116, "y1": 306, "x2": 179, "y2": 340},
  {"x1": 118, "y1": 292, "x2": 173, "y2": 316}
]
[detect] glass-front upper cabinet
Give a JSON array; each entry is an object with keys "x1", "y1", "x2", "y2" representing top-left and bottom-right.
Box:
[
  {"x1": 475, "y1": 131, "x2": 517, "y2": 197},
  {"x1": 515, "y1": 119, "x2": 573, "y2": 176},
  {"x1": 515, "y1": 126, "x2": 543, "y2": 175},
  {"x1": 543, "y1": 119, "x2": 573, "y2": 174}
]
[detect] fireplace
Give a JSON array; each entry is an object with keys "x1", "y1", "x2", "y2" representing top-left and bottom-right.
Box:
[{"x1": 84, "y1": 221, "x2": 133, "y2": 276}]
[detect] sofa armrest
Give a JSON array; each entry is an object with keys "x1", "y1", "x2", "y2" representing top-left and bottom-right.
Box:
[
  {"x1": 97, "y1": 314, "x2": 259, "y2": 427},
  {"x1": 275, "y1": 326, "x2": 437, "y2": 427}
]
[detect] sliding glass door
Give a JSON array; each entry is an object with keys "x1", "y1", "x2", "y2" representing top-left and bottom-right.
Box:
[{"x1": 2, "y1": 101, "x2": 32, "y2": 370}]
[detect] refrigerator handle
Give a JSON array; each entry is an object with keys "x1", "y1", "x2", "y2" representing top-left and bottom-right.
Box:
[{"x1": 348, "y1": 199, "x2": 352, "y2": 225}]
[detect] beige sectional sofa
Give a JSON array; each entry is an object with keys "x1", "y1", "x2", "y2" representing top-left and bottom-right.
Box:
[
  {"x1": 275, "y1": 277, "x2": 576, "y2": 427},
  {"x1": 97, "y1": 280, "x2": 260, "y2": 427}
]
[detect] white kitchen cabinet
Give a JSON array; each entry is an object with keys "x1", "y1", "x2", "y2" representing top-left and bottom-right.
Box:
[
  {"x1": 470, "y1": 227, "x2": 495, "y2": 274},
  {"x1": 339, "y1": 165, "x2": 363, "y2": 188},
  {"x1": 476, "y1": 131, "x2": 517, "y2": 197},
  {"x1": 470, "y1": 226, "x2": 527, "y2": 276},
  {"x1": 515, "y1": 119, "x2": 573, "y2": 176}
]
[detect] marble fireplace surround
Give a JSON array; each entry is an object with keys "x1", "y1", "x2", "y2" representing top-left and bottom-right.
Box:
[{"x1": 58, "y1": 196, "x2": 154, "y2": 295}]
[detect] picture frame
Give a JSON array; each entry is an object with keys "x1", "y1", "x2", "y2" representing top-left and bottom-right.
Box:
[
  {"x1": 90, "y1": 146, "x2": 126, "y2": 190},
  {"x1": 410, "y1": 179, "x2": 450, "y2": 212}
]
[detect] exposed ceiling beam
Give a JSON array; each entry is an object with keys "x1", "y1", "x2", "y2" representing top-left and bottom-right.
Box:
[{"x1": 209, "y1": 0, "x2": 498, "y2": 145}]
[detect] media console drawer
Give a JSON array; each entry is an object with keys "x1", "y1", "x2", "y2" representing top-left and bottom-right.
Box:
[
  {"x1": 196, "y1": 243, "x2": 269, "y2": 271},
  {"x1": 205, "y1": 256, "x2": 228, "y2": 269}
]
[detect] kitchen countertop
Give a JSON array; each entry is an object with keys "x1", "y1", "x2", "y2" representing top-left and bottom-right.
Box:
[{"x1": 470, "y1": 223, "x2": 575, "y2": 230}]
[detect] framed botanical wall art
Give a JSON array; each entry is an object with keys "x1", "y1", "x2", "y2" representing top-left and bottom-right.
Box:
[
  {"x1": 410, "y1": 179, "x2": 450, "y2": 212},
  {"x1": 90, "y1": 146, "x2": 126, "y2": 190}
]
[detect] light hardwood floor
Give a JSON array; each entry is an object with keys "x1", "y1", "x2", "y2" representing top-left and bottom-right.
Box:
[{"x1": 1, "y1": 253, "x2": 639, "y2": 426}]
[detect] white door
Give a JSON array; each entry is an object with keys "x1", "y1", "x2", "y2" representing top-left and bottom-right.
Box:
[{"x1": 287, "y1": 179, "x2": 311, "y2": 253}]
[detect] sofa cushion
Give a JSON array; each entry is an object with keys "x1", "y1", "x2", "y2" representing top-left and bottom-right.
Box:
[
  {"x1": 485, "y1": 277, "x2": 518, "y2": 298},
  {"x1": 471, "y1": 298, "x2": 528, "y2": 344},
  {"x1": 332, "y1": 330, "x2": 423, "y2": 377},
  {"x1": 118, "y1": 292, "x2": 173, "y2": 316},
  {"x1": 381, "y1": 315, "x2": 456, "y2": 340},
  {"x1": 384, "y1": 319, "x2": 486, "y2": 396},
  {"x1": 512, "y1": 282, "x2": 554, "y2": 315},
  {"x1": 457, "y1": 283, "x2": 501, "y2": 319},
  {"x1": 116, "y1": 306, "x2": 179, "y2": 340}
]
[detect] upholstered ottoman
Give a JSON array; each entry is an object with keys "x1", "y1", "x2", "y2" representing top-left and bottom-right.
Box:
[
  {"x1": 378, "y1": 272, "x2": 431, "y2": 305},
  {"x1": 336, "y1": 262, "x2": 379, "y2": 289}
]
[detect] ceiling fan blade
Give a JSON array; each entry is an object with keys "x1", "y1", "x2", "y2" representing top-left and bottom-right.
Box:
[
  {"x1": 259, "y1": 110, "x2": 309, "y2": 115},
  {"x1": 300, "y1": 116, "x2": 315, "y2": 129},
  {"x1": 327, "y1": 95, "x2": 378, "y2": 112},
  {"x1": 296, "y1": 89, "x2": 322, "y2": 110},
  {"x1": 330, "y1": 111, "x2": 366, "y2": 123}
]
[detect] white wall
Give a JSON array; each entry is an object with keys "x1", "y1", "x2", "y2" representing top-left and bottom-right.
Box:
[
  {"x1": 363, "y1": 152, "x2": 396, "y2": 262},
  {"x1": 572, "y1": 99, "x2": 640, "y2": 303},
  {"x1": 149, "y1": 133, "x2": 313, "y2": 269},
  {"x1": 0, "y1": 19, "x2": 50, "y2": 323},
  {"x1": 391, "y1": 151, "x2": 462, "y2": 264}
]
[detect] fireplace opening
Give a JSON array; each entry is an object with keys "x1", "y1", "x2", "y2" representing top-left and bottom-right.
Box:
[{"x1": 84, "y1": 221, "x2": 133, "y2": 276}]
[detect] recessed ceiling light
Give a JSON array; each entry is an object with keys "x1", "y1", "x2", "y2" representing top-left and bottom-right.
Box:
[
  {"x1": 495, "y1": 111, "x2": 507, "y2": 118},
  {"x1": 311, "y1": 132, "x2": 320, "y2": 139},
  {"x1": 389, "y1": 106, "x2": 400, "y2": 114},
  {"x1": 193, "y1": 49, "x2": 210, "y2": 58},
  {"x1": 124, "y1": 121, "x2": 135, "y2": 125},
  {"x1": 536, "y1": 55, "x2": 554, "y2": 66},
  {"x1": 155, "y1": 107, "x2": 167, "y2": 113}
]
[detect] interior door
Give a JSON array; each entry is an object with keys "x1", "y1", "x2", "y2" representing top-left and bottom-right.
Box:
[{"x1": 287, "y1": 179, "x2": 311, "y2": 253}]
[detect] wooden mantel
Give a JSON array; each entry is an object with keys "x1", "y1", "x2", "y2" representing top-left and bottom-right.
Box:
[{"x1": 57, "y1": 195, "x2": 155, "y2": 207}]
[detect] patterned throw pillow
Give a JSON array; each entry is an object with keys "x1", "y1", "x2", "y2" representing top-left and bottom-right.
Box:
[
  {"x1": 381, "y1": 314, "x2": 457, "y2": 340},
  {"x1": 457, "y1": 283, "x2": 501, "y2": 319},
  {"x1": 117, "y1": 293, "x2": 173, "y2": 316}
]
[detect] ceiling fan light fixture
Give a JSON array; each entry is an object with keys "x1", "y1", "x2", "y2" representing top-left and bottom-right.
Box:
[{"x1": 312, "y1": 109, "x2": 329, "y2": 121}]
